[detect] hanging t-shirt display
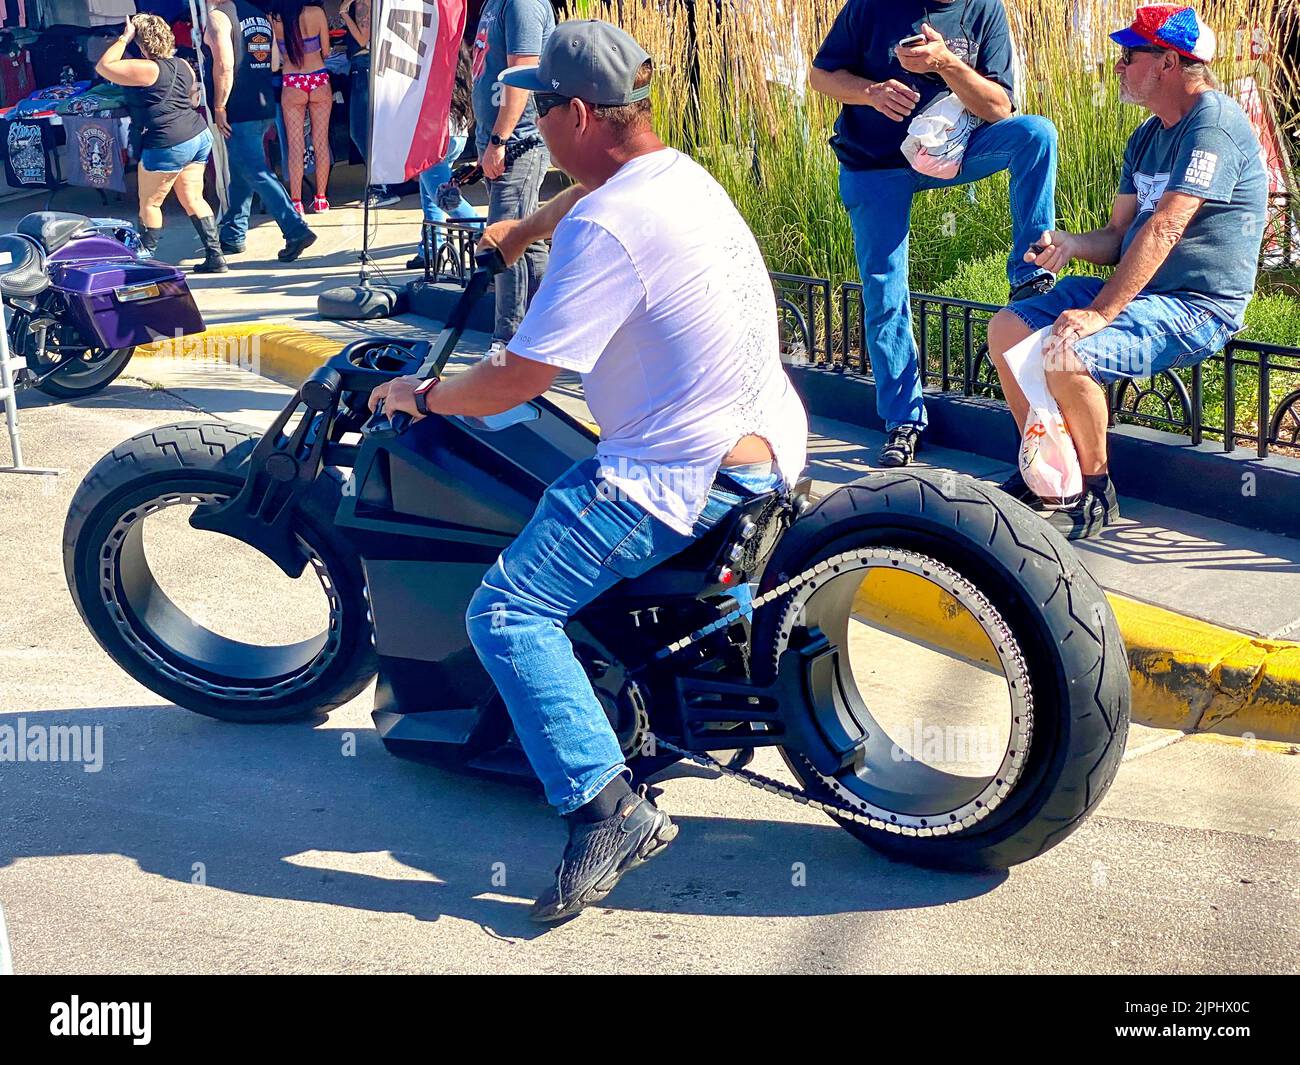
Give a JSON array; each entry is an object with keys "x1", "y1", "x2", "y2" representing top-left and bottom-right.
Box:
[
  {"x1": 0, "y1": 45, "x2": 34, "y2": 107},
  {"x1": 2, "y1": 113, "x2": 58, "y2": 187},
  {"x1": 63, "y1": 113, "x2": 127, "y2": 191}
]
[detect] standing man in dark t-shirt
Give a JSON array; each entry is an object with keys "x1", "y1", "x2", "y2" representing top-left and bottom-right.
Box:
[
  {"x1": 811, "y1": 0, "x2": 1059, "y2": 467},
  {"x1": 204, "y1": 0, "x2": 317, "y2": 262}
]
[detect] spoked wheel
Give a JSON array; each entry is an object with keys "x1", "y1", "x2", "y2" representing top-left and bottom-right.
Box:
[
  {"x1": 32, "y1": 343, "x2": 134, "y2": 398},
  {"x1": 64, "y1": 421, "x2": 376, "y2": 722},
  {"x1": 754, "y1": 469, "x2": 1130, "y2": 870}
]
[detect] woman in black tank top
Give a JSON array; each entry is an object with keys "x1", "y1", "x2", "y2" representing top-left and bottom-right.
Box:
[{"x1": 95, "y1": 15, "x2": 227, "y2": 274}]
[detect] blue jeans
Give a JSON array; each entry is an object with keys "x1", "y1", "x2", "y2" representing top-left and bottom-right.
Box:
[
  {"x1": 1006, "y1": 276, "x2": 1234, "y2": 384},
  {"x1": 465, "y1": 457, "x2": 783, "y2": 814},
  {"x1": 219, "y1": 118, "x2": 312, "y2": 247},
  {"x1": 840, "y1": 114, "x2": 1058, "y2": 430},
  {"x1": 417, "y1": 134, "x2": 481, "y2": 252},
  {"x1": 484, "y1": 142, "x2": 550, "y2": 342}
]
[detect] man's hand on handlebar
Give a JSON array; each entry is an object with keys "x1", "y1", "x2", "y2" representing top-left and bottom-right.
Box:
[
  {"x1": 478, "y1": 219, "x2": 528, "y2": 267},
  {"x1": 367, "y1": 375, "x2": 426, "y2": 420}
]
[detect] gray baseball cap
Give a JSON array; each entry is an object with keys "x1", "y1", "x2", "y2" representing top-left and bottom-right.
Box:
[{"x1": 499, "y1": 19, "x2": 651, "y2": 105}]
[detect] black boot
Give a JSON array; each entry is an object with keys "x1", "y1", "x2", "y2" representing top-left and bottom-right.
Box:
[
  {"x1": 139, "y1": 222, "x2": 164, "y2": 258},
  {"x1": 189, "y1": 215, "x2": 229, "y2": 274}
]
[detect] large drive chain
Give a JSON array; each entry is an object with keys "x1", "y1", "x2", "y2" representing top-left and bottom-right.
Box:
[{"x1": 644, "y1": 547, "x2": 1034, "y2": 836}]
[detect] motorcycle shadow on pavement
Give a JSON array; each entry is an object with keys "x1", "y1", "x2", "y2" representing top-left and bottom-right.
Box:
[{"x1": 0, "y1": 704, "x2": 1006, "y2": 938}]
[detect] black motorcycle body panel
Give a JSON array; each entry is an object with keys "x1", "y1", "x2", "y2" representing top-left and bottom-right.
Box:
[{"x1": 356, "y1": 387, "x2": 794, "y2": 765}]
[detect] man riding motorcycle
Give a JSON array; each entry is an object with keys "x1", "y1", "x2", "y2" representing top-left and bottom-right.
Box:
[{"x1": 368, "y1": 19, "x2": 808, "y2": 922}]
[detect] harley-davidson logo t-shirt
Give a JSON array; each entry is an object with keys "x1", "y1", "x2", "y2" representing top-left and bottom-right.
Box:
[
  {"x1": 1118, "y1": 89, "x2": 1267, "y2": 329},
  {"x1": 509, "y1": 148, "x2": 809, "y2": 536}
]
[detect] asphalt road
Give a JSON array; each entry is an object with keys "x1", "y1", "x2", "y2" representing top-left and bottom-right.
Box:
[{"x1": 1, "y1": 380, "x2": 1297, "y2": 974}]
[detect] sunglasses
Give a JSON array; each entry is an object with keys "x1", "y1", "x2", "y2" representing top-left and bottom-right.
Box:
[
  {"x1": 1120, "y1": 45, "x2": 1166, "y2": 64},
  {"x1": 534, "y1": 92, "x2": 571, "y2": 118}
]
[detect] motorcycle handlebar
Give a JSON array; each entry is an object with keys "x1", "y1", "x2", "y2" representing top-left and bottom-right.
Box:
[
  {"x1": 360, "y1": 249, "x2": 505, "y2": 438},
  {"x1": 474, "y1": 245, "x2": 507, "y2": 276}
]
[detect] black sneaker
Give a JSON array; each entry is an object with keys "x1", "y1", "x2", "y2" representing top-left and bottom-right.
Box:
[
  {"x1": 278, "y1": 228, "x2": 318, "y2": 263},
  {"x1": 879, "y1": 425, "x2": 922, "y2": 468},
  {"x1": 1009, "y1": 274, "x2": 1056, "y2": 303},
  {"x1": 995, "y1": 468, "x2": 1039, "y2": 504},
  {"x1": 530, "y1": 786, "x2": 678, "y2": 923},
  {"x1": 364, "y1": 186, "x2": 400, "y2": 209},
  {"x1": 406, "y1": 251, "x2": 431, "y2": 271},
  {"x1": 1042, "y1": 479, "x2": 1120, "y2": 540}
]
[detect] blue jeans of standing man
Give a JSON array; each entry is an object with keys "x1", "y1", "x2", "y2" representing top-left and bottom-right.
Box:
[
  {"x1": 483, "y1": 142, "x2": 550, "y2": 343},
  {"x1": 466, "y1": 457, "x2": 784, "y2": 814},
  {"x1": 840, "y1": 114, "x2": 1058, "y2": 431},
  {"x1": 219, "y1": 117, "x2": 313, "y2": 249},
  {"x1": 417, "y1": 134, "x2": 481, "y2": 254}
]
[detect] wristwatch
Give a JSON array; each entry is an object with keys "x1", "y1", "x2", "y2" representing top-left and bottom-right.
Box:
[
  {"x1": 413, "y1": 377, "x2": 439, "y2": 416},
  {"x1": 489, "y1": 133, "x2": 506, "y2": 146}
]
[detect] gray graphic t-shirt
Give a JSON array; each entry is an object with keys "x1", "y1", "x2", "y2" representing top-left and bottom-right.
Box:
[
  {"x1": 1118, "y1": 90, "x2": 1267, "y2": 328},
  {"x1": 470, "y1": 0, "x2": 554, "y2": 154}
]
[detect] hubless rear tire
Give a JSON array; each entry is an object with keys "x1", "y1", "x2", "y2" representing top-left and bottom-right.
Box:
[{"x1": 752, "y1": 468, "x2": 1130, "y2": 870}]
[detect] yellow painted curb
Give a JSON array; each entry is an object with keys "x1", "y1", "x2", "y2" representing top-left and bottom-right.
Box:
[
  {"x1": 1114, "y1": 595, "x2": 1300, "y2": 743},
  {"x1": 146, "y1": 322, "x2": 1300, "y2": 744},
  {"x1": 135, "y1": 322, "x2": 340, "y2": 385},
  {"x1": 853, "y1": 574, "x2": 1300, "y2": 743}
]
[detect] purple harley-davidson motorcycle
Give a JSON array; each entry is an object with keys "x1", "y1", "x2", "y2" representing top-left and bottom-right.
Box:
[{"x1": 0, "y1": 211, "x2": 205, "y2": 398}]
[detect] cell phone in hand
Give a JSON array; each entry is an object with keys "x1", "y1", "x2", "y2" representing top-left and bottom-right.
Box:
[
  {"x1": 1029, "y1": 242, "x2": 1049, "y2": 255},
  {"x1": 898, "y1": 33, "x2": 927, "y2": 48}
]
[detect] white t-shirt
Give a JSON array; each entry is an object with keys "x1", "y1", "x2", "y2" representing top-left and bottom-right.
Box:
[{"x1": 510, "y1": 148, "x2": 808, "y2": 535}]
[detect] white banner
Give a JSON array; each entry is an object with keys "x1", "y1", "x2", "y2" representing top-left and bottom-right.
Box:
[{"x1": 370, "y1": 0, "x2": 467, "y2": 185}]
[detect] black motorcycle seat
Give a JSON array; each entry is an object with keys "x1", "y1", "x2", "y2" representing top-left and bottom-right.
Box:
[
  {"x1": 17, "y1": 211, "x2": 92, "y2": 255},
  {"x1": 0, "y1": 232, "x2": 50, "y2": 299},
  {"x1": 619, "y1": 487, "x2": 787, "y2": 599}
]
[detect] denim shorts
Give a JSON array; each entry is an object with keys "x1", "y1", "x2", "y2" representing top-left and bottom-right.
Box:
[
  {"x1": 1006, "y1": 276, "x2": 1235, "y2": 384},
  {"x1": 140, "y1": 128, "x2": 213, "y2": 173}
]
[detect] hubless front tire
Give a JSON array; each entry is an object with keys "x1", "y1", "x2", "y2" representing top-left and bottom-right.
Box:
[
  {"x1": 63, "y1": 420, "x2": 376, "y2": 722},
  {"x1": 753, "y1": 468, "x2": 1130, "y2": 871}
]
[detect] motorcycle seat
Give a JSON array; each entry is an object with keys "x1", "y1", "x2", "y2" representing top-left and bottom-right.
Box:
[
  {"x1": 0, "y1": 233, "x2": 50, "y2": 299},
  {"x1": 619, "y1": 487, "x2": 788, "y2": 600},
  {"x1": 17, "y1": 211, "x2": 93, "y2": 255}
]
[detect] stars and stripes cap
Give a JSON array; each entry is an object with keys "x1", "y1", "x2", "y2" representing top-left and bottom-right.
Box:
[{"x1": 1110, "y1": 5, "x2": 1217, "y2": 62}]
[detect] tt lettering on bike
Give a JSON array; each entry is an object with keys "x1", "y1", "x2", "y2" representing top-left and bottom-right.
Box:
[{"x1": 374, "y1": 0, "x2": 437, "y2": 81}]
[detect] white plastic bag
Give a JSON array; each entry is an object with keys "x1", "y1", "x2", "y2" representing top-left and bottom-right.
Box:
[
  {"x1": 901, "y1": 92, "x2": 982, "y2": 179},
  {"x1": 1002, "y1": 327, "x2": 1084, "y2": 501}
]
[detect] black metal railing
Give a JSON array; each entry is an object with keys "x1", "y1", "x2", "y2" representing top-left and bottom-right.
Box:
[
  {"x1": 773, "y1": 275, "x2": 1300, "y2": 460},
  {"x1": 418, "y1": 219, "x2": 486, "y2": 284},
  {"x1": 771, "y1": 272, "x2": 833, "y2": 366}
]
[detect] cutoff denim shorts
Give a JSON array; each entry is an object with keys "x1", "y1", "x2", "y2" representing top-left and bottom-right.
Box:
[
  {"x1": 1006, "y1": 275, "x2": 1235, "y2": 384},
  {"x1": 140, "y1": 128, "x2": 213, "y2": 173}
]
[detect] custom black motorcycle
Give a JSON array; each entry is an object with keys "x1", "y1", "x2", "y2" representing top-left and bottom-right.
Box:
[{"x1": 64, "y1": 251, "x2": 1130, "y2": 870}]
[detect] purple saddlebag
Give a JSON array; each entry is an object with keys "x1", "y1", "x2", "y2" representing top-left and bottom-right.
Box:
[{"x1": 51, "y1": 260, "x2": 205, "y2": 350}]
